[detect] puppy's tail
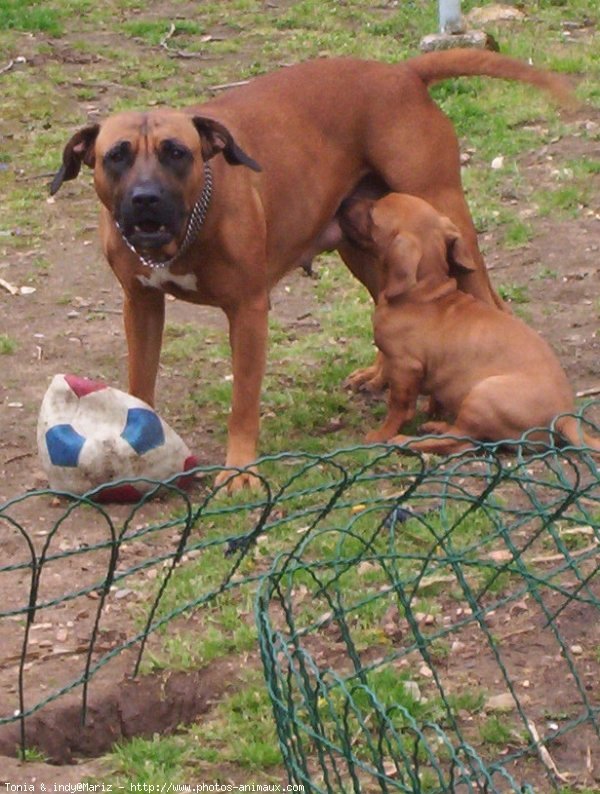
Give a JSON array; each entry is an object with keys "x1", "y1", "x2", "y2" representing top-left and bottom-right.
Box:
[
  {"x1": 554, "y1": 415, "x2": 600, "y2": 452},
  {"x1": 407, "y1": 49, "x2": 577, "y2": 108}
]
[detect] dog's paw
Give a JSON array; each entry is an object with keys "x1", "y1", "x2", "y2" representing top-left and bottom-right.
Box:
[
  {"x1": 388, "y1": 433, "x2": 415, "y2": 449},
  {"x1": 365, "y1": 428, "x2": 392, "y2": 444},
  {"x1": 345, "y1": 364, "x2": 387, "y2": 393},
  {"x1": 419, "y1": 420, "x2": 451, "y2": 436},
  {"x1": 214, "y1": 466, "x2": 261, "y2": 495}
]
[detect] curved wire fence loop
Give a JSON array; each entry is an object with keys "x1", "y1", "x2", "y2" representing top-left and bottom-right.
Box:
[{"x1": 253, "y1": 422, "x2": 600, "y2": 792}]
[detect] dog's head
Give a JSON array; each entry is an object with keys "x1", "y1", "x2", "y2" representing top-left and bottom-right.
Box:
[
  {"x1": 50, "y1": 111, "x2": 261, "y2": 258},
  {"x1": 340, "y1": 193, "x2": 477, "y2": 300}
]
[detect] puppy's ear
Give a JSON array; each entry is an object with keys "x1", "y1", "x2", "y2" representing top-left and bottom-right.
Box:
[
  {"x1": 338, "y1": 198, "x2": 376, "y2": 249},
  {"x1": 441, "y1": 217, "x2": 477, "y2": 272},
  {"x1": 383, "y1": 234, "x2": 422, "y2": 300},
  {"x1": 191, "y1": 116, "x2": 261, "y2": 172},
  {"x1": 50, "y1": 124, "x2": 100, "y2": 196}
]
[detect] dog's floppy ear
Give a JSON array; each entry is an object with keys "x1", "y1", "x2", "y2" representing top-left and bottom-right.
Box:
[
  {"x1": 383, "y1": 234, "x2": 422, "y2": 300},
  {"x1": 50, "y1": 124, "x2": 100, "y2": 196},
  {"x1": 441, "y1": 216, "x2": 477, "y2": 272},
  {"x1": 338, "y1": 198, "x2": 376, "y2": 249},
  {"x1": 191, "y1": 116, "x2": 261, "y2": 172}
]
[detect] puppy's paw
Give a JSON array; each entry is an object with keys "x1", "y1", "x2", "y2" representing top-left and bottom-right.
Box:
[
  {"x1": 419, "y1": 421, "x2": 451, "y2": 436},
  {"x1": 388, "y1": 433, "x2": 419, "y2": 451},
  {"x1": 365, "y1": 428, "x2": 393, "y2": 444}
]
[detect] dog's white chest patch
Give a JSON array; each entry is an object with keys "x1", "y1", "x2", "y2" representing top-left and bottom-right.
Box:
[{"x1": 137, "y1": 269, "x2": 198, "y2": 293}]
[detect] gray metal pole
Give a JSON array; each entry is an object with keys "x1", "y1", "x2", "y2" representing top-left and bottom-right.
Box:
[{"x1": 439, "y1": 0, "x2": 464, "y2": 33}]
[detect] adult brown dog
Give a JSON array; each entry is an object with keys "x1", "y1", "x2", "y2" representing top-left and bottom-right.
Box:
[
  {"x1": 340, "y1": 193, "x2": 599, "y2": 454},
  {"x1": 50, "y1": 50, "x2": 573, "y2": 490}
]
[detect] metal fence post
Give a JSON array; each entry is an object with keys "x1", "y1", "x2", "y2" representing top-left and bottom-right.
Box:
[{"x1": 439, "y1": 0, "x2": 465, "y2": 34}]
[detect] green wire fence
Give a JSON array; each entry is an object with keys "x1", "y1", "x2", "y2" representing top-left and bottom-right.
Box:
[{"x1": 1, "y1": 404, "x2": 599, "y2": 791}]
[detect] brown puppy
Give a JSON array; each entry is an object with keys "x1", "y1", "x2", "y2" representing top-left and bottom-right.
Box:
[
  {"x1": 340, "y1": 193, "x2": 599, "y2": 454},
  {"x1": 50, "y1": 51, "x2": 574, "y2": 489}
]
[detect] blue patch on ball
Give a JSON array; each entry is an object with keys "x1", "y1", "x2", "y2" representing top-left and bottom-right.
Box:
[
  {"x1": 121, "y1": 408, "x2": 165, "y2": 455},
  {"x1": 46, "y1": 424, "x2": 86, "y2": 467}
]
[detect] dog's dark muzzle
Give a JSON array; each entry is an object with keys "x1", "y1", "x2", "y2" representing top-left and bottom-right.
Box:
[{"x1": 119, "y1": 182, "x2": 186, "y2": 252}]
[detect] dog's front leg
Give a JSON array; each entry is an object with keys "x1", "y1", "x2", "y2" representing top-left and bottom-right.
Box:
[
  {"x1": 214, "y1": 295, "x2": 270, "y2": 493},
  {"x1": 122, "y1": 285, "x2": 166, "y2": 407},
  {"x1": 365, "y1": 367, "x2": 420, "y2": 444},
  {"x1": 337, "y1": 241, "x2": 389, "y2": 394}
]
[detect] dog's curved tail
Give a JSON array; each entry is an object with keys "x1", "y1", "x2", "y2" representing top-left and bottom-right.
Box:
[
  {"x1": 407, "y1": 49, "x2": 576, "y2": 107},
  {"x1": 555, "y1": 415, "x2": 600, "y2": 452}
]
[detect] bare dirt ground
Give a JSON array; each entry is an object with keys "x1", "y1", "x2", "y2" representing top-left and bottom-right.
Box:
[{"x1": 0, "y1": 16, "x2": 599, "y2": 791}]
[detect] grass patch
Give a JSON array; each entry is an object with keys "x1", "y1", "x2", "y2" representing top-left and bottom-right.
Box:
[
  {"x1": 535, "y1": 266, "x2": 558, "y2": 280},
  {"x1": 479, "y1": 715, "x2": 514, "y2": 746},
  {"x1": 447, "y1": 689, "x2": 486, "y2": 715},
  {"x1": 162, "y1": 322, "x2": 223, "y2": 364},
  {"x1": 189, "y1": 670, "x2": 282, "y2": 769},
  {"x1": 502, "y1": 219, "x2": 534, "y2": 249},
  {"x1": 0, "y1": 1, "x2": 62, "y2": 35},
  {"x1": 498, "y1": 283, "x2": 530, "y2": 304},
  {"x1": 110, "y1": 735, "x2": 189, "y2": 785},
  {"x1": 0, "y1": 334, "x2": 17, "y2": 354},
  {"x1": 534, "y1": 184, "x2": 590, "y2": 217},
  {"x1": 122, "y1": 19, "x2": 206, "y2": 46},
  {"x1": 17, "y1": 745, "x2": 47, "y2": 762}
]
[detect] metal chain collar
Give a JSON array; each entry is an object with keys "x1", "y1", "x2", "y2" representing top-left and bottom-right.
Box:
[{"x1": 117, "y1": 162, "x2": 213, "y2": 270}]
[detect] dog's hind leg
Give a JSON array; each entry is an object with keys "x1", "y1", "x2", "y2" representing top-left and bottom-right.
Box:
[{"x1": 366, "y1": 96, "x2": 503, "y2": 309}]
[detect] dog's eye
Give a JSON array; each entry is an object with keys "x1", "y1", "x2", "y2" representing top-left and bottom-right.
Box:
[
  {"x1": 105, "y1": 142, "x2": 132, "y2": 166},
  {"x1": 161, "y1": 140, "x2": 190, "y2": 162}
]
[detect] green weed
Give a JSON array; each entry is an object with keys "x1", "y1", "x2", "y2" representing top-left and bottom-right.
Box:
[
  {"x1": 535, "y1": 266, "x2": 558, "y2": 280},
  {"x1": 0, "y1": 1, "x2": 62, "y2": 35},
  {"x1": 502, "y1": 220, "x2": 533, "y2": 249},
  {"x1": 17, "y1": 745, "x2": 47, "y2": 762},
  {"x1": 190, "y1": 671, "x2": 282, "y2": 769},
  {"x1": 479, "y1": 715, "x2": 514, "y2": 746},
  {"x1": 447, "y1": 689, "x2": 486, "y2": 715},
  {"x1": 0, "y1": 334, "x2": 17, "y2": 354},
  {"x1": 110, "y1": 735, "x2": 189, "y2": 785},
  {"x1": 498, "y1": 283, "x2": 530, "y2": 304},
  {"x1": 122, "y1": 19, "x2": 205, "y2": 46},
  {"x1": 535, "y1": 185, "x2": 588, "y2": 217}
]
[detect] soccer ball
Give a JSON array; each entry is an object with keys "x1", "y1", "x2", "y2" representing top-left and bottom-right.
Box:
[{"x1": 37, "y1": 374, "x2": 198, "y2": 502}]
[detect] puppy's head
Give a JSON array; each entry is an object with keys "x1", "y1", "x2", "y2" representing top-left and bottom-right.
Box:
[
  {"x1": 341, "y1": 194, "x2": 478, "y2": 300},
  {"x1": 50, "y1": 111, "x2": 261, "y2": 258}
]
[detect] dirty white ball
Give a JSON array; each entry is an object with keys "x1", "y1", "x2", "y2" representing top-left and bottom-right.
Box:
[{"x1": 37, "y1": 374, "x2": 197, "y2": 502}]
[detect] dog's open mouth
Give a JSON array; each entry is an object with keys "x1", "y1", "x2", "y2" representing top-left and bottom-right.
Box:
[{"x1": 127, "y1": 220, "x2": 174, "y2": 251}]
